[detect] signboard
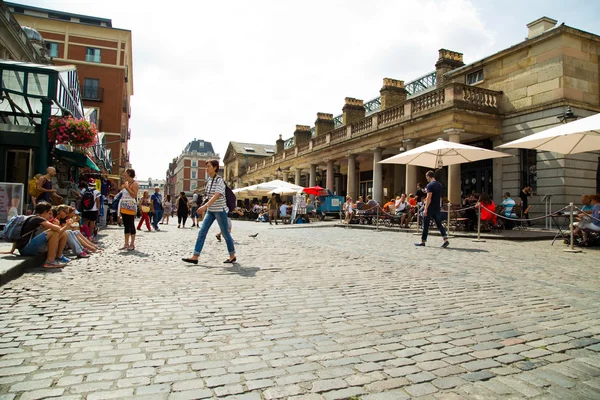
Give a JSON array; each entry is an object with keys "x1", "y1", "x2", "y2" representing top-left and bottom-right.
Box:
[{"x1": 0, "y1": 183, "x2": 24, "y2": 225}]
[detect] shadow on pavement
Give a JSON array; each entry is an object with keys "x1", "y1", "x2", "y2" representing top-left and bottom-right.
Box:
[
  {"x1": 222, "y1": 264, "x2": 260, "y2": 277},
  {"x1": 444, "y1": 247, "x2": 489, "y2": 253}
]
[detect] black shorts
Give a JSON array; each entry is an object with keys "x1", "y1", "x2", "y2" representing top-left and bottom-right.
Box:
[{"x1": 83, "y1": 210, "x2": 98, "y2": 221}]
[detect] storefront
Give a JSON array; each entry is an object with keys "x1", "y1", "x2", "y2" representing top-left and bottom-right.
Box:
[
  {"x1": 0, "y1": 60, "x2": 85, "y2": 205},
  {"x1": 460, "y1": 139, "x2": 494, "y2": 197}
]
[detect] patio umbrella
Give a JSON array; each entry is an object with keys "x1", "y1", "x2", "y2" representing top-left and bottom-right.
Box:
[
  {"x1": 497, "y1": 112, "x2": 600, "y2": 154},
  {"x1": 379, "y1": 138, "x2": 511, "y2": 168},
  {"x1": 303, "y1": 186, "x2": 328, "y2": 196}
]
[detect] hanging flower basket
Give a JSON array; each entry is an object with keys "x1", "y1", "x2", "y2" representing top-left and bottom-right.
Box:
[{"x1": 48, "y1": 116, "x2": 98, "y2": 147}]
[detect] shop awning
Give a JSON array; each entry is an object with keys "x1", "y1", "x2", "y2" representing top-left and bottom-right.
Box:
[{"x1": 54, "y1": 148, "x2": 101, "y2": 171}]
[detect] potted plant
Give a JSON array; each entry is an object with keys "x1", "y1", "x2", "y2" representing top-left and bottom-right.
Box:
[{"x1": 48, "y1": 116, "x2": 98, "y2": 149}]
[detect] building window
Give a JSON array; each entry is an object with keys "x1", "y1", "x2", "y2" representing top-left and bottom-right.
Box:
[
  {"x1": 265, "y1": 148, "x2": 274, "y2": 154},
  {"x1": 83, "y1": 78, "x2": 101, "y2": 100},
  {"x1": 45, "y1": 42, "x2": 59, "y2": 58},
  {"x1": 520, "y1": 149, "x2": 537, "y2": 191},
  {"x1": 466, "y1": 69, "x2": 484, "y2": 85},
  {"x1": 192, "y1": 160, "x2": 197, "y2": 167},
  {"x1": 244, "y1": 147, "x2": 255, "y2": 152},
  {"x1": 191, "y1": 171, "x2": 197, "y2": 179},
  {"x1": 191, "y1": 183, "x2": 197, "y2": 191},
  {"x1": 86, "y1": 48, "x2": 101, "y2": 63}
]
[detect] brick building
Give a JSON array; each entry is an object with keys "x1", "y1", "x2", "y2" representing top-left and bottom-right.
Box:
[
  {"x1": 227, "y1": 17, "x2": 600, "y2": 216},
  {"x1": 7, "y1": 2, "x2": 134, "y2": 179},
  {"x1": 165, "y1": 139, "x2": 219, "y2": 199}
]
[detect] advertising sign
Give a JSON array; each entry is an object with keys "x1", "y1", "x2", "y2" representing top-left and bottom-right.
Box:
[{"x1": 0, "y1": 183, "x2": 24, "y2": 225}]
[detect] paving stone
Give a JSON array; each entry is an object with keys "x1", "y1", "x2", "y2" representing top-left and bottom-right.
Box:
[
  {"x1": 520, "y1": 348, "x2": 553, "y2": 359},
  {"x1": 322, "y1": 386, "x2": 365, "y2": 400},
  {"x1": 495, "y1": 353, "x2": 524, "y2": 364},
  {"x1": 18, "y1": 389, "x2": 65, "y2": 400},
  {"x1": 461, "y1": 359, "x2": 501, "y2": 372},
  {"x1": 167, "y1": 388, "x2": 213, "y2": 399},
  {"x1": 404, "y1": 382, "x2": 438, "y2": 397},
  {"x1": 431, "y1": 376, "x2": 467, "y2": 389},
  {"x1": 406, "y1": 371, "x2": 436, "y2": 383},
  {"x1": 8, "y1": 379, "x2": 53, "y2": 392},
  {"x1": 311, "y1": 378, "x2": 348, "y2": 393},
  {"x1": 497, "y1": 376, "x2": 542, "y2": 397},
  {"x1": 360, "y1": 390, "x2": 410, "y2": 400},
  {"x1": 364, "y1": 378, "x2": 409, "y2": 393},
  {"x1": 462, "y1": 371, "x2": 495, "y2": 382},
  {"x1": 384, "y1": 365, "x2": 420, "y2": 377},
  {"x1": 263, "y1": 385, "x2": 304, "y2": 399},
  {"x1": 87, "y1": 388, "x2": 134, "y2": 400}
]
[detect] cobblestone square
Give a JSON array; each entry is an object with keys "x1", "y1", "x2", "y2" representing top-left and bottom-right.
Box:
[{"x1": 1, "y1": 222, "x2": 599, "y2": 399}]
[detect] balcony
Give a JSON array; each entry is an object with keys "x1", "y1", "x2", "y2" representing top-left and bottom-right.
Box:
[{"x1": 244, "y1": 82, "x2": 502, "y2": 176}]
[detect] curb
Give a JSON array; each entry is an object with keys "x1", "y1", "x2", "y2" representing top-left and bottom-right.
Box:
[{"x1": 0, "y1": 253, "x2": 46, "y2": 287}]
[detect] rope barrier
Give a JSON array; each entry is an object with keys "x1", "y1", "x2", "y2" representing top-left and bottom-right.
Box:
[{"x1": 480, "y1": 205, "x2": 570, "y2": 222}]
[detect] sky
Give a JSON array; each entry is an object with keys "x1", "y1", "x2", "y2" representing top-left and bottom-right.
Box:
[{"x1": 17, "y1": 0, "x2": 600, "y2": 181}]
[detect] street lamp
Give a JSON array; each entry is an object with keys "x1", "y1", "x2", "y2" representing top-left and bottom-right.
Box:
[
  {"x1": 557, "y1": 106, "x2": 578, "y2": 124},
  {"x1": 276, "y1": 166, "x2": 282, "y2": 178}
]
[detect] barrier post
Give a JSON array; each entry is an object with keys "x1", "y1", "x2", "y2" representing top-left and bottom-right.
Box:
[
  {"x1": 563, "y1": 202, "x2": 581, "y2": 253},
  {"x1": 447, "y1": 203, "x2": 452, "y2": 238},
  {"x1": 414, "y1": 210, "x2": 421, "y2": 236},
  {"x1": 376, "y1": 206, "x2": 380, "y2": 231},
  {"x1": 472, "y1": 204, "x2": 486, "y2": 242}
]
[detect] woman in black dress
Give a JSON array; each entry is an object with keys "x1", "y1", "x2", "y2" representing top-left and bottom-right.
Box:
[{"x1": 177, "y1": 192, "x2": 189, "y2": 228}]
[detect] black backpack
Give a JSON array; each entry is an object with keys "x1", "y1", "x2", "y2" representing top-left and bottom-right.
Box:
[
  {"x1": 80, "y1": 190, "x2": 95, "y2": 211},
  {"x1": 224, "y1": 183, "x2": 236, "y2": 213}
]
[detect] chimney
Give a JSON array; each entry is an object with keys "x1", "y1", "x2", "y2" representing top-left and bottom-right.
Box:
[
  {"x1": 380, "y1": 78, "x2": 408, "y2": 110},
  {"x1": 314, "y1": 113, "x2": 334, "y2": 136},
  {"x1": 527, "y1": 17, "x2": 557, "y2": 39},
  {"x1": 293, "y1": 125, "x2": 312, "y2": 145},
  {"x1": 342, "y1": 98, "x2": 365, "y2": 125},
  {"x1": 435, "y1": 49, "x2": 465, "y2": 87},
  {"x1": 276, "y1": 134, "x2": 284, "y2": 153}
]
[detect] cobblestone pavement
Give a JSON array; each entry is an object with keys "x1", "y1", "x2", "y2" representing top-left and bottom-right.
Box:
[{"x1": 1, "y1": 221, "x2": 599, "y2": 400}]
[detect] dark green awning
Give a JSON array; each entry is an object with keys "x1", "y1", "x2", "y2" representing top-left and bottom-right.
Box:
[{"x1": 54, "y1": 148, "x2": 101, "y2": 171}]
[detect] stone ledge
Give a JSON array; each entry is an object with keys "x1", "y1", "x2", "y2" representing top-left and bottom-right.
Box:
[{"x1": 0, "y1": 244, "x2": 46, "y2": 286}]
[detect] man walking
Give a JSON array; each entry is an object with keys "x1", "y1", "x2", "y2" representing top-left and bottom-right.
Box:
[
  {"x1": 267, "y1": 193, "x2": 278, "y2": 225},
  {"x1": 519, "y1": 185, "x2": 533, "y2": 227},
  {"x1": 415, "y1": 170, "x2": 449, "y2": 248},
  {"x1": 36, "y1": 167, "x2": 57, "y2": 204},
  {"x1": 150, "y1": 187, "x2": 163, "y2": 231}
]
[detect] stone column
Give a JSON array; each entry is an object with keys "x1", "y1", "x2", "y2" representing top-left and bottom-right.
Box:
[
  {"x1": 334, "y1": 164, "x2": 342, "y2": 195},
  {"x1": 309, "y1": 164, "x2": 317, "y2": 187},
  {"x1": 394, "y1": 164, "x2": 406, "y2": 195},
  {"x1": 372, "y1": 148, "x2": 383, "y2": 203},
  {"x1": 282, "y1": 170, "x2": 289, "y2": 182},
  {"x1": 295, "y1": 169, "x2": 302, "y2": 186},
  {"x1": 405, "y1": 142, "x2": 418, "y2": 196},
  {"x1": 446, "y1": 130, "x2": 463, "y2": 205},
  {"x1": 326, "y1": 160, "x2": 334, "y2": 192},
  {"x1": 347, "y1": 155, "x2": 357, "y2": 200}
]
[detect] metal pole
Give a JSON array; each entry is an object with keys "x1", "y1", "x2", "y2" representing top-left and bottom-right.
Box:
[
  {"x1": 376, "y1": 206, "x2": 380, "y2": 231},
  {"x1": 416, "y1": 211, "x2": 421, "y2": 234},
  {"x1": 563, "y1": 202, "x2": 581, "y2": 253},
  {"x1": 473, "y1": 204, "x2": 486, "y2": 242},
  {"x1": 447, "y1": 203, "x2": 451, "y2": 235}
]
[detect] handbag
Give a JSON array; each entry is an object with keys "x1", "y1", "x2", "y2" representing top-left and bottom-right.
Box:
[{"x1": 141, "y1": 206, "x2": 150, "y2": 213}]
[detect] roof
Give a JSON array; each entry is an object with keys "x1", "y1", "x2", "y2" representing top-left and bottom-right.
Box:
[
  {"x1": 184, "y1": 139, "x2": 216, "y2": 155},
  {"x1": 5, "y1": 1, "x2": 112, "y2": 27},
  {"x1": 229, "y1": 141, "x2": 277, "y2": 157}
]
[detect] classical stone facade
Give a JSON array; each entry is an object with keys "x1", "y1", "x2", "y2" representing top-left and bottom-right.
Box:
[{"x1": 228, "y1": 18, "x2": 600, "y2": 216}]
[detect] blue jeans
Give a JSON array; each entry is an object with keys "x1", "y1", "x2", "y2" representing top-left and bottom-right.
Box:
[
  {"x1": 19, "y1": 232, "x2": 48, "y2": 256},
  {"x1": 194, "y1": 210, "x2": 235, "y2": 256},
  {"x1": 421, "y1": 210, "x2": 448, "y2": 243},
  {"x1": 153, "y1": 209, "x2": 163, "y2": 228}
]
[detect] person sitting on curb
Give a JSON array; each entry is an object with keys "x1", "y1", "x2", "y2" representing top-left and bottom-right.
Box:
[{"x1": 1, "y1": 202, "x2": 70, "y2": 268}]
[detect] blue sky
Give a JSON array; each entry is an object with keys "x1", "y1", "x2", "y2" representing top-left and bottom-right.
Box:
[{"x1": 14, "y1": 0, "x2": 600, "y2": 180}]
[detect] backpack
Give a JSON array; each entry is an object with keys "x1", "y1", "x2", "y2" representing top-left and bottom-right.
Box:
[
  {"x1": 0, "y1": 215, "x2": 29, "y2": 242},
  {"x1": 224, "y1": 181, "x2": 236, "y2": 214},
  {"x1": 194, "y1": 193, "x2": 202, "y2": 206},
  {"x1": 81, "y1": 190, "x2": 96, "y2": 211},
  {"x1": 28, "y1": 177, "x2": 41, "y2": 198}
]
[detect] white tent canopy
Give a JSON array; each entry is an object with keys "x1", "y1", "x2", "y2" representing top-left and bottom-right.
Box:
[
  {"x1": 498, "y1": 112, "x2": 600, "y2": 154},
  {"x1": 379, "y1": 138, "x2": 511, "y2": 168},
  {"x1": 233, "y1": 180, "x2": 304, "y2": 198}
]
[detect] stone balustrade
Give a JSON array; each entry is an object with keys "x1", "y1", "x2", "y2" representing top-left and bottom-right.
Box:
[{"x1": 244, "y1": 82, "x2": 501, "y2": 177}]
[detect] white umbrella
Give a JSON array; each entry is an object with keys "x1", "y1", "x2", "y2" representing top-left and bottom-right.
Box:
[
  {"x1": 379, "y1": 138, "x2": 511, "y2": 168},
  {"x1": 497, "y1": 112, "x2": 600, "y2": 154},
  {"x1": 233, "y1": 180, "x2": 303, "y2": 198}
]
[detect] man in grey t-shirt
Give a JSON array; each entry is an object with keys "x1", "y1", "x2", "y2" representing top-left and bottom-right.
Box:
[{"x1": 191, "y1": 189, "x2": 200, "y2": 227}]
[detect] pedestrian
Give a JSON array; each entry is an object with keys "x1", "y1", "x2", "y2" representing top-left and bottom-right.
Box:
[
  {"x1": 415, "y1": 170, "x2": 449, "y2": 248},
  {"x1": 343, "y1": 195, "x2": 353, "y2": 225},
  {"x1": 150, "y1": 187, "x2": 163, "y2": 231},
  {"x1": 182, "y1": 159, "x2": 236, "y2": 264},
  {"x1": 190, "y1": 189, "x2": 201, "y2": 227},
  {"x1": 118, "y1": 168, "x2": 139, "y2": 251},
  {"x1": 161, "y1": 194, "x2": 172, "y2": 225},
  {"x1": 177, "y1": 192, "x2": 189, "y2": 228},
  {"x1": 267, "y1": 193, "x2": 278, "y2": 225},
  {"x1": 137, "y1": 190, "x2": 152, "y2": 232},
  {"x1": 519, "y1": 185, "x2": 533, "y2": 227},
  {"x1": 0, "y1": 202, "x2": 70, "y2": 268},
  {"x1": 36, "y1": 167, "x2": 58, "y2": 204},
  {"x1": 81, "y1": 178, "x2": 101, "y2": 240}
]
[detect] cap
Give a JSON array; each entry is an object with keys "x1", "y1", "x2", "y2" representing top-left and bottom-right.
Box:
[{"x1": 88, "y1": 178, "x2": 96, "y2": 185}]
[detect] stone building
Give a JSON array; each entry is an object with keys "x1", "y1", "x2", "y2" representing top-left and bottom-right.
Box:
[
  {"x1": 165, "y1": 139, "x2": 219, "y2": 199},
  {"x1": 223, "y1": 141, "x2": 277, "y2": 188},
  {"x1": 7, "y1": 1, "x2": 134, "y2": 179},
  {"x1": 226, "y1": 17, "x2": 600, "y2": 216}
]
